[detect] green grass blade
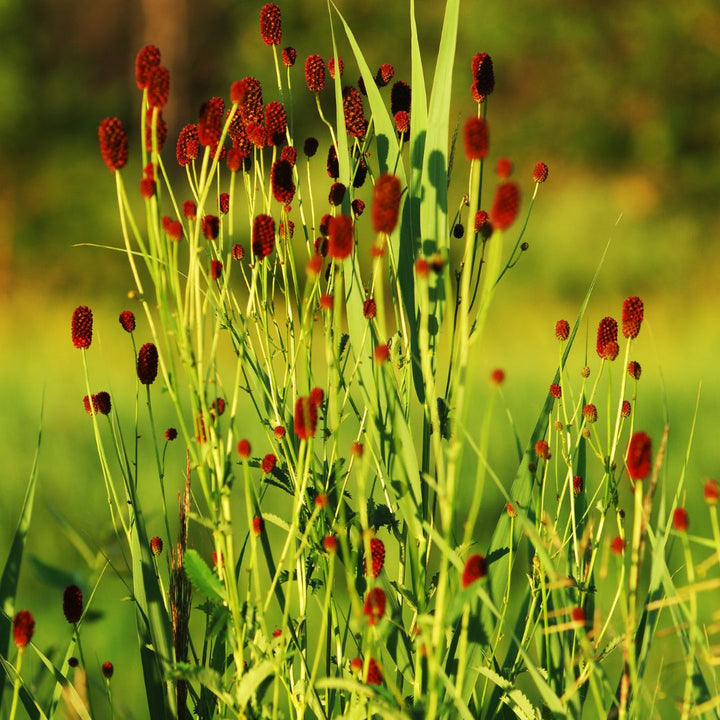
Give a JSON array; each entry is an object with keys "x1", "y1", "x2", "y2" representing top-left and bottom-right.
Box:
[
  {"x1": 0, "y1": 654, "x2": 46, "y2": 719},
  {"x1": 0, "y1": 403, "x2": 42, "y2": 710}
]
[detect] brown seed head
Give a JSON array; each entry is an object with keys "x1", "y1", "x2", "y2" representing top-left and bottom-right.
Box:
[
  {"x1": 326, "y1": 144, "x2": 339, "y2": 179},
  {"x1": 98, "y1": 117, "x2": 128, "y2": 172},
  {"x1": 201, "y1": 215, "x2": 219, "y2": 240},
  {"x1": 328, "y1": 182, "x2": 346, "y2": 206},
  {"x1": 304, "y1": 136, "x2": 319, "y2": 157},
  {"x1": 94, "y1": 391, "x2": 112, "y2": 415}
]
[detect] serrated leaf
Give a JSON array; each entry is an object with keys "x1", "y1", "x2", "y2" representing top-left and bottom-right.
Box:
[
  {"x1": 238, "y1": 659, "x2": 276, "y2": 708},
  {"x1": 184, "y1": 549, "x2": 227, "y2": 603},
  {"x1": 168, "y1": 662, "x2": 236, "y2": 708}
]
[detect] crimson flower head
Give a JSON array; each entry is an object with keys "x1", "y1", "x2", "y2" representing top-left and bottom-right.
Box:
[
  {"x1": 147, "y1": 65, "x2": 170, "y2": 108},
  {"x1": 252, "y1": 516, "x2": 265, "y2": 535},
  {"x1": 367, "y1": 537, "x2": 385, "y2": 578},
  {"x1": 363, "y1": 587, "x2": 387, "y2": 625},
  {"x1": 198, "y1": 97, "x2": 225, "y2": 148},
  {"x1": 375, "y1": 63, "x2": 395, "y2": 87},
  {"x1": 271, "y1": 159, "x2": 295, "y2": 204},
  {"x1": 63, "y1": 585, "x2": 83, "y2": 624},
  {"x1": 627, "y1": 361, "x2": 642, "y2": 380},
  {"x1": 583, "y1": 404, "x2": 598, "y2": 424},
  {"x1": 549, "y1": 383, "x2": 561, "y2": 399},
  {"x1": 328, "y1": 182, "x2": 346, "y2": 206},
  {"x1": 496, "y1": 157, "x2": 513, "y2": 178},
  {"x1": 621, "y1": 400, "x2": 632, "y2": 418},
  {"x1": 237, "y1": 439, "x2": 251, "y2": 458},
  {"x1": 471, "y1": 52, "x2": 495, "y2": 101},
  {"x1": 98, "y1": 117, "x2": 128, "y2": 172},
  {"x1": 555, "y1": 319, "x2": 570, "y2": 341},
  {"x1": 490, "y1": 182, "x2": 520, "y2": 230},
  {"x1": 259, "y1": 3, "x2": 281, "y2": 46},
  {"x1": 463, "y1": 117, "x2": 489, "y2": 160},
  {"x1": 137, "y1": 342, "x2": 159, "y2": 385},
  {"x1": 294, "y1": 395, "x2": 319, "y2": 440},
  {"x1": 119, "y1": 310, "x2": 135, "y2": 333},
  {"x1": 13, "y1": 610, "x2": 34, "y2": 650},
  {"x1": 282, "y1": 47, "x2": 297, "y2": 67},
  {"x1": 165, "y1": 427, "x2": 177, "y2": 441},
  {"x1": 342, "y1": 86, "x2": 368, "y2": 138},
  {"x1": 610, "y1": 536, "x2": 625, "y2": 555},
  {"x1": 327, "y1": 215, "x2": 354, "y2": 260},
  {"x1": 71, "y1": 306, "x2": 93, "y2": 349},
  {"x1": 261, "y1": 453, "x2": 277, "y2": 473},
  {"x1": 94, "y1": 391, "x2": 112, "y2": 415},
  {"x1": 626, "y1": 431, "x2": 652, "y2": 481},
  {"x1": 328, "y1": 57, "x2": 344, "y2": 79},
  {"x1": 535, "y1": 440, "x2": 551, "y2": 460},
  {"x1": 622, "y1": 296, "x2": 644, "y2": 339},
  {"x1": 372, "y1": 173, "x2": 402, "y2": 234},
  {"x1": 461, "y1": 553, "x2": 488, "y2": 588},
  {"x1": 135, "y1": 45, "x2": 161, "y2": 89},
  {"x1": 102, "y1": 662, "x2": 114, "y2": 679},
  {"x1": 596, "y1": 317, "x2": 618, "y2": 360},
  {"x1": 673, "y1": 507, "x2": 689, "y2": 532},
  {"x1": 151, "y1": 536, "x2": 163, "y2": 556},
  {"x1": 176, "y1": 124, "x2": 199, "y2": 167},
  {"x1": 573, "y1": 475, "x2": 584, "y2": 495},
  {"x1": 232, "y1": 77, "x2": 264, "y2": 124},
  {"x1": 704, "y1": 479, "x2": 719, "y2": 505},
  {"x1": 391, "y1": 80, "x2": 411, "y2": 115},
  {"x1": 305, "y1": 54, "x2": 326, "y2": 92},
  {"x1": 533, "y1": 162, "x2": 549, "y2": 183},
  {"x1": 201, "y1": 215, "x2": 219, "y2": 240},
  {"x1": 265, "y1": 101, "x2": 287, "y2": 146},
  {"x1": 252, "y1": 214, "x2": 276, "y2": 258}
]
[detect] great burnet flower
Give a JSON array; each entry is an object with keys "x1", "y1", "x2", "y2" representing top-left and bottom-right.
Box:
[
  {"x1": 259, "y1": 3, "x2": 281, "y2": 46},
  {"x1": 363, "y1": 587, "x2": 386, "y2": 625},
  {"x1": 137, "y1": 342, "x2": 159, "y2": 385},
  {"x1": 13, "y1": 610, "x2": 34, "y2": 649},
  {"x1": 533, "y1": 161, "x2": 549, "y2": 183},
  {"x1": 471, "y1": 52, "x2": 494, "y2": 101},
  {"x1": 463, "y1": 117, "x2": 489, "y2": 160},
  {"x1": 304, "y1": 54, "x2": 325, "y2": 92},
  {"x1": 327, "y1": 215, "x2": 354, "y2": 260},
  {"x1": 98, "y1": 117, "x2": 128, "y2": 172},
  {"x1": 198, "y1": 97, "x2": 225, "y2": 148},
  {"x1": 63, "y1": 585, "x2": 83, "y2": 624},
  {"x1": 366, "y1": 537, "x2": 385, "y2": 578},
  {"x1": 252, "y1": 214, "x2": 276, "y2": 258},
  {"x1": 294, "y1": 394, "x2": 320, "y2": 440},
  {"x1": 271, "y1": 159, "x2": 295, "y2": 204},
  {"x1": 71, "y1": 306, "x2": 93, "y2": 349},
  {"x1": 342, "y1": 86, "x2": 367, "y2": 138},
  {"x1": 622, "y1": 296, "x2": 644, "y2": 339},
  {"x1": 461, "y1": 553, "x2": 487, "y2": 588},
  {"x1": 147, "y1": 65, "x2": 170, "y2": 108},
  {"x1": 135, "y1": 45, "x2": 161, "y2": 89},
  {"x1": 119, "y1": 310, "x2": 135, "y2": 333},
  {"x1": 390, "y1": 80, "x2": 411, "y2": 115},
  {"x1": 596, "y1": 317, "x2": 618, "y2": 360},
  {"x1": 265, "y1": 101, "x2": 287, "y2": 146},
  {"x1": 371, "y1": 173, "x2": 401, "y2": 234},
  {"x1": 490, "y1": 182, "x2": 520, "y2": 230},
  {"x1": 232, "y1": 77, "x2": 264, "y2": 125},
  {"x1": 626, "y1": 431, "x2": 652, "y2": 481}
]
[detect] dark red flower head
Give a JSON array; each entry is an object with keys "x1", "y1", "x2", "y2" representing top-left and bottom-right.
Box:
[
  {"x1": 261, "y1": 453, "x2": 277, "y2": 473},
  {"x1": 280, "y1": 145, "x2": 297, "y2": 166},
  {"x1": 394, "y1": 110, "x2": 410, "y2": 135},
  {"x1": 232, "y1": 77, "x2": 264, "y2": 125},
  {"x1": 252, "y1": 516, "x2": 265, "y2": 535},
  {"x1": 201, "y1": 215, "x2": 220, "y2": 240},
  {"x1": 305, "y1": 54, "x2": 326, "y2": 92},
  {"x1": 211, "y1": 259, "x2": 223, "y2": 280},
  {"x1": 372, "y1": 173, "x2": 402, "y2": 234},
  {"x1": 271, "y1": 159, "x2": 295, "y2": 204},
  {"x1": 63, "y1": 585, "x2": 83, "y2": 624},
  {"x1": 461, "y1": 553, "x2": 487, "y2": 588},
  {"x1": 391, "y1": 80, "x2": 411, "y2": 115},
  {"x1": 363, "y1": 298, "x2": 377, "y2": 319},
  {"x1": 363, "y1": 587, "x2": 387, "y2": 625},
  {"x1": 237, "y1": 439, "x2": 251, "y2": 458},
  {"x1": 474, "y1": 210, "x2": 490, "y2": 233},
  {"x1": 304, "y1": 136, "x2": 319, "y2": 157},
  {"x1": 165, "y1": 427, "x2": 177, "y2": 441},
  {"x1": 471, "y1": 52, "x2": 495, "y2": 101},
  {"x1": 147, "y1": 65, "x2": 170, "y2": 108},
  {"x1": 621, "y1": 400, "x2": 632, "y2": 418},
  {"x1": 367, "y1": 537, "x2": 385, "y2": 578},
  {"x1": 102, "y1": 662, "x2": 114, "y2": 679},
  {"x1": 375, "y1": 63, "x2": 395, "y2": 87},
  {"x1": 352, "y1": 198, "x2": 366, "y2": 217},
  {"x1": 13, "y1": 610, "x2": 34, "y2": 649},
  {"x1": 326, "y1": 144, "x2": 339, "y2": 179},
  {"x1": 119, "y1": 310, "x2": 136, "y2": 333},
  {"x1": 555, "y1": 319, "x2": 570, "y2": 341},
  {"x1": 622, "y1": 296, "x2": 644, "y2": 339},
  {"x1": 627, "y1": 361, "x2": 642, "y2": 380},
  {"x1": 198, "y1": 97, "x2": 225, "y2": 148},
  {"x1": 72, "y1": 306, "x2": 93, "y2": 349},
  {"x1": 176, "y1": 124, "x2": 199, "y2": 166},
  {"x1": 342, "y1": 86, "x2": 368, "y2": 138},
  {"x1": 535, "y1": 440, "x2": 551, "y2": 460},
  {"x1": 135, "y1": 45, "x2": 161, "y2": 89},
  {"x1": 137, "y1": 342, "x2": 159, "y2": 385},
  {"x1": 490, "y1": 182, "x2": 520, "y2": 230},
  {"x1": 98, "y1": 117, "x2": 128, "y2": 172},
  {"x1": 94, "y1": 391, "x2": 112, "y2": 415},
  {"x1": 144, "y1": 107, "x2": 167, "y2": 153},
  {"x1": 533, "y1": 162, "x2": 549, "y2": 183},
  {"x1": 259, "y1": 3, "x2": 282, "y2": 46},
  {"x1": 328, "y1": 57, "x2": 344, "y2": 79},
  {"x1": 583, "y1": 404, "x2": 597, "y2": 424},
  {"x1": 294, "y1": 395, "x2": 319, "y2": 440},
  {"x1": 327, "y1": 215, "x2": 354, "y2": 260},
  {"x1": 151, "y1": 536, "x2": 163, "y2": 556},
  {"x1": 252, "y1": 214, "x2": 276, "y2": 258},
  {"x1": 573, "y1": 475, "x2": 584, "y2": 495},
  {"x1": 328, "y1": 182, "x2": 346, "y2": 206},
  {"x1": 463, "y1": 117, "x2": 489, "y2": 160},
  {"x1": 265, "y1": 101, "x2": 287, "y2": 146},
  {"x1": 282, "y1": 47, "x2": 297, "y2": 67},
  {"x1": 549, "y1": 383, "x2": 561, "y2": 399},
  {"x1": 626, "y1": 431, "x2": 652, "y2": 481},
  {"x1": 596, "y1": 317, "x2": 618, "y2": 360},
  {"x1": 673, "y1": 507, "x2": 689, "y2": 532}
]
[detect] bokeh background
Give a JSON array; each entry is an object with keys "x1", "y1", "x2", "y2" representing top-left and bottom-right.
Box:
[{"x1": 1, "y1": 0, "x2": 719, "y2": 715}]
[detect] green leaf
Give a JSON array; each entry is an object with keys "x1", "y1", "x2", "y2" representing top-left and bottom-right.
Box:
[
  {"x1": 0, "y1": 654, "x2": 47, "y2": 719},
  {"x1": 183, "y1": 549, "x2": 227, "y2": 603},
  {"x1": 0, "y1": 410, "x2": 41, "y2": 711}
]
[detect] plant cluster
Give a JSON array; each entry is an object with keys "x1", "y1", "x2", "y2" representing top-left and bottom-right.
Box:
[{"x1": 2, "y1": 3, "x2": 720, "y2": 720}]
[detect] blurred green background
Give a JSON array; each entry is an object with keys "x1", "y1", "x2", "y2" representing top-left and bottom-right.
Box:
[{"x1": 1, "y1": 0, "x2": 719, "y2": 715}]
